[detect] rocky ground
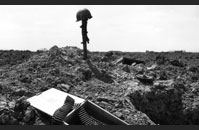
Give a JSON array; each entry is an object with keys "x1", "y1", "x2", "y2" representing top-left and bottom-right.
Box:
[{"x1": 0, "y1": 46, "x2": 199, "y2": 125}]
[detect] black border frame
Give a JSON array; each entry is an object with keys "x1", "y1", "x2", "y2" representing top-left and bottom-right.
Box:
[
  {"x1": 2, "y1": 125, "x2": 199, "y2": 130},
  {"x1": 0, "y1": 0, "x2": 199, "y2": 5},
  {"x1": 1, "y1": 1, "x2": 199, "y2": 130}
]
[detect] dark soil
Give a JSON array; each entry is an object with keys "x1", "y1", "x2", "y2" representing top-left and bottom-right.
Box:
[{"x1": 1, "y1": 46, "x2": 199, "y2": 125}]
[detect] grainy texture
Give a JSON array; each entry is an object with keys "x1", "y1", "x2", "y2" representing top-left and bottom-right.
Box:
[{"x1": 1, "y1": 46, "x2": 199, "y2": 125}]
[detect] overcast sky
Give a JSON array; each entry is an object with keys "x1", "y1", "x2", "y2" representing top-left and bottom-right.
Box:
[{"x1": 0, "y1": 5, "x2": 198, "y2": 52}]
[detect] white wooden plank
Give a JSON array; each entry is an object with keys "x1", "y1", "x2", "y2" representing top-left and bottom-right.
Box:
[{"x1": 27, "y1": 88, "x2": 85, "y2": 116}]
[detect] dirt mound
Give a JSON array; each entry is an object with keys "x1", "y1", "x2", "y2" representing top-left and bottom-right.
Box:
[
  {"x1": 0, "y1": 50, "x2": 35, "y2": 66},
  {"x1": 0, "y1": 45, "x2": 156, "y2": 125},
  {"x1": 1, "y1": 46, "x2": 199, "y2": 125},
  {"x1": 125, "y1": 53, "x2": 199, "y2": 125}
]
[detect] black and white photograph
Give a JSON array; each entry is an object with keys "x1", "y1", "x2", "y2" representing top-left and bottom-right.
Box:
[{"x1": 0, "y1": 5, "x2": 199, "y2": 125}]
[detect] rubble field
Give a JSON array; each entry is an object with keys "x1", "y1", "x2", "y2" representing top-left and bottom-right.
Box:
[{"x1": 1, "y1": 46, "x2": 199, "y2": 125}]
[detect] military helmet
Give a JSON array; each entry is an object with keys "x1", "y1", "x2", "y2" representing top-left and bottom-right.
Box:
[{"x1": 76, "y1": 8, "x2": 92, "y2": 22}]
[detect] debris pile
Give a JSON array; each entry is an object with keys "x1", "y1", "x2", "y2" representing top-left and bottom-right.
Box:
[{"x1": 0, "y1": 46, "x2": 199, "y2": 125}]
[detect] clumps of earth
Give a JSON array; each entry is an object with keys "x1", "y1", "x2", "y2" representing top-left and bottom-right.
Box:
[{"x1": 1, "y1": 46, "x2": 199, "y2": 125}]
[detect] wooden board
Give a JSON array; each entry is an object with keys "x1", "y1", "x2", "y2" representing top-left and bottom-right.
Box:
[{"x1": 27, "y1": 88, "x2": 85, "y2": 116}]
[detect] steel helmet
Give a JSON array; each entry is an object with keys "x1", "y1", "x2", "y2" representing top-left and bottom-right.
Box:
[{"x1": 76, "y1": 8, "x2": 92, "y2": 22}]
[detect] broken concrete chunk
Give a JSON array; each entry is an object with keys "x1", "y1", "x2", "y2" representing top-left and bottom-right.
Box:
[
  {"x1": 57, "y1": 84, "x2": 71, "y2": 93},
  {"x1": 115, "y1": 57, "x2": 145, "y2": 65},
  {"x1": 122, "y1": 65, "x2": 130, "y2": 73},
  {"x1": 146, "y1": 64, "x2": 158, "y2": 70},
  {"x1": 123, "y1": 109, "x2": 130, "y2": 114},
  {"x1": 12, "y1": 88, "x2": 28, "y2": 97},
  {"x1": 0, "y1": 101, "x2": 7, "y2": 110},
  {"x1": 169, "y1": 59, "x2": 185, "y2": 67},
  {"x1": 8, "y1": 101, "x2": 15, "y2": 109},
  {"x1": 186, "y1": 66, "x2": 198, "y2": 73},
  {"x1": 136, "y1": 74, "x2": 154, "y2": 84},
  {"x1": 154, "y1": 80, "x2": 174, "y2": 90},
  {"x1": 99, "y1": 101, "x2": 110, "y2": 107},
  {"x1": 114, "y1": 111, "x2": 124, "y2": 119},
  {"x1": 97, "y1": 96, "x2": 118, "y2": 103}
]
